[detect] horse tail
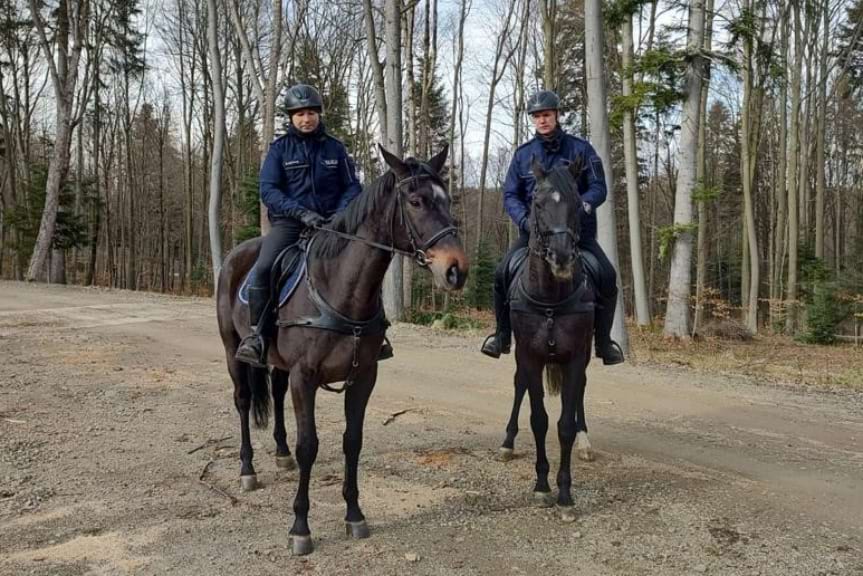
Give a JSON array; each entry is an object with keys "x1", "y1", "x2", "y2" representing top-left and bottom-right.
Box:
[
  {"x1": 545, "y1": 364, "x2": 563, "y2": 397},
  {"x1": 248, "y1": 366, "x2": 270, "y2": 429}
]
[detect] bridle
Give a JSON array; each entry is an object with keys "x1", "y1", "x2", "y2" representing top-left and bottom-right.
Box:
[
  {"x1": 530, "y1": 201, "x2": 580, "y2": 262},
  {"x1": 314, "y1": 169, "x2": 458, "y2": 268}
]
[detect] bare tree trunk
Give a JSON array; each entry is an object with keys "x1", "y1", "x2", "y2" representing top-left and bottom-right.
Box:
[
  {"x1": 772, "y1": 2, "x2": 789, "y2": 326},
  {"x1": 26, "y1": 0, "x2": 88, "y2": 281},
  {"x1": 621, "y1": 11, "x2": 650, "y2": 326},
  {"x1": 740, "y1": 0, "x2": 760, "y2": 333},
  {"x1": 362, "y1": 0, "x2": 388, "y2": 145},
  {"x1": 207, "y1": 0, "x2": 225, "y2": 288},
  {"x1": 541, "y1": 0, "x2": 557, "y2": 90},
  {"x1": 663, "y1": 0, "x2": 706, "y2": 337},
  {"x1": 786, "y1": 0, "x2": 802, "y2": 334},
  {"x1": 383, "y1": 0, "x2": 405, "y2": 321},
  {"x1": 586, "y1": 0, "x2": 629, "y2": 349},
  {"x1": 814, "y1": 0, "x2": 828, "y2": 260}
]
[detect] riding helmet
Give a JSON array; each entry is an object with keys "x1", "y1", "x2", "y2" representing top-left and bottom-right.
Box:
[
  {"x1": 283, "y1": 84, "x2": 324, "y2": 114},
  {"x1": 526, "y1": 90, "x2": 560, "y2": 115}
]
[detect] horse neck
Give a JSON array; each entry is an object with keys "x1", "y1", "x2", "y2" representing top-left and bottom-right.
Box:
[
  {"x1": 526, "y1": 250, "x2": 580, "y2": 303},
  {"x1": 310, "y1": 213, "x2": 395, "y2": 319}
]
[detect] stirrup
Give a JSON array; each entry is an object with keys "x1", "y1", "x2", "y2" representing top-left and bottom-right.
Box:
[
  {"x1": 377, "y1": 336, "x2": 394, "y2": 361},
  {"x1": 481, "y1": 333, "x2": 510, "y2": 359},
  {"x1": 235, "y1": 334, "x2": 267, "y2": 368}
]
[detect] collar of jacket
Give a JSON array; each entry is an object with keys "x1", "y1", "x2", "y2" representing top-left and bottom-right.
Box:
[{"x1": 287, "y1": 121, "x2": 327, "y2": 141}]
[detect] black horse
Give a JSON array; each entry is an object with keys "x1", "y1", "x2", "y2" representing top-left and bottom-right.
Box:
[
  {"x1": 498, "y1": 159, "x2": 595, "y2": 521},
  {"x1": 216, "y1": 146, "x2": 468, "y2": 555}
]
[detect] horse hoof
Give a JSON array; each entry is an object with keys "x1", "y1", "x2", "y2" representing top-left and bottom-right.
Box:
[
  {"x1": 275, "y1": 455, "x2": 297, "y2": 470},
  {"x1": 559, "y1": 506, "x2": 577, "y2": 523},
  {"x1": 345, "y1": 520, "x2": 370, "y2": 539},
  {"x1": 290, "y1": 535, "x2": 314, "y2": 556},
  {"x1": 240, "y1": 475, "x2": 258, "y2": 492},
  {"x1": 498, "y1": 447, "x2": 514, "y2": 462},
  {"x1": 575, "y1": 432, "x2": 594, "y2": 462},
  {"x1": 533, "y1": 491, "x2": 554, "y2": 508}
]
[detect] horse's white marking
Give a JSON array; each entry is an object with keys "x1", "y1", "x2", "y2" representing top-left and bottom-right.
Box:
[
  {"x1": 432, "y1": 184, "x2": 448, "y2": 202},
  {"x1": 552, "y1": 191, "x2": 561, "y2": 203}
]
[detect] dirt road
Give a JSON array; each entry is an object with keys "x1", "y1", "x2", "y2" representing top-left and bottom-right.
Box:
[{"x1": 1, "y1": 280, "x2": 861, "y2": 575}]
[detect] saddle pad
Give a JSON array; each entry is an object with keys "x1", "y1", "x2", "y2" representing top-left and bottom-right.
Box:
[{"x1": 239, "y1": 258, "x2": 307, "y2": 309}]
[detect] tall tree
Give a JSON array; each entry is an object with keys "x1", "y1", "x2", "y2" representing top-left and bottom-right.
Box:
[
  {"x1": 585, "y1": 0, "x2": 628, "y2": 349},
  {"x1": 663, "y1": 0, "x2": 707, "y2": 337},
  {"x1": 207, "y1": 0, "x2": 225, "y2": 286},
  {"x1": 26, "y1": 0, "x2": 93, "y2": 281},
  {"x1": 620, "y1": 7, "x2": 651, "y2": 325}
]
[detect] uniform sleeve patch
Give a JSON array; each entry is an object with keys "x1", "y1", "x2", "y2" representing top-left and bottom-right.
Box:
[{"x1": 590, "y1": 157, "x2": 605, "y2": 181}]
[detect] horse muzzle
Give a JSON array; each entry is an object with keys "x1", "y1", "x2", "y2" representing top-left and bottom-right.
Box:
[{"x1": 427, "y1": 244, "x2": 469, "y2": 290}]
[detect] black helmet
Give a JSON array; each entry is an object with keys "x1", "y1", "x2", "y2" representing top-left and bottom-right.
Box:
[
  {"x1": 526, "y1": 90, "x2": 560, "y2": 115},
  {"x1": 283, "y1": 84, "x2": 323, "y2": 114}
]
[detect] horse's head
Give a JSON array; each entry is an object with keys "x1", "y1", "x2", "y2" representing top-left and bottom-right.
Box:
[
  {"x1": 528, "y1": 157, "x2": 583, "y2": 280},
  {"x1": 379, "y1": 145, "x2": 469, "y2": 291}
]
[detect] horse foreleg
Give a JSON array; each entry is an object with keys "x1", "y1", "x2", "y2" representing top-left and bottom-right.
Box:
[
  {"x1": 342, "y1": 364, "x2": 377, "y2": 539},
  {"x1": 500, "y1": 371, "x2": 528, "y2": 460},
  {"x1": 556, "y1": 360, "x2": 580, "y2": 521},
  {"x1": 271, "y1": 368, "x2": 296, "y2": 470},
  {"x1": 520, "y1": 355, "x2": 552, "y2": 506},
  {"x1": 574, "y1": 361, "x2": 594, "y2": 462},
  {"x1": 289, "y1": 369, "x2": 319, "y2": 556}
]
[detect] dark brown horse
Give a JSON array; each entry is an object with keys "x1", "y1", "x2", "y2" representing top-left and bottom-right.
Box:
[
  {"x1": 500, "y1": 159, "x2": 595, "y2": 522},
  {"x1": 216, "y1": 146, "x2": 468, "y2": 555}
]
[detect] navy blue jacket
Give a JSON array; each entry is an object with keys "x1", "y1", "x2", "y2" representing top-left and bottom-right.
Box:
[
  {"x1": 503, "y1": 131, "x2": 607, "y2": 240},
  {"x1": 259, "y1": 124, "x2": 362, "y2": 221}
]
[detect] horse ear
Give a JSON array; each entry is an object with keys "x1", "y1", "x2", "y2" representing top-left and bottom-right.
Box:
[
  {"x1": 531, "y1": 156, "x2": 545, "y2": 180},
  {"x1": 378, "y1": 144, "x2": 407, "y2": 177},
  {"x1": 427, "y1": 144, "x2": 449, "y2": 175},
  {"x1": 568, "y1": 156, "x2": 584, "y2": 180}
]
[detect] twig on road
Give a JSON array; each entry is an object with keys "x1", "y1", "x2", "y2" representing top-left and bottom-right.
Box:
[
  {"x1": 187, "y1": 435, "x2": 232, "y2": 455},
  {"x1": 383, "y1": 409, "x2": 413, "y2": 426},
  {"x1": 198, "y1": 460, "x2": 238, "y2": 505}
]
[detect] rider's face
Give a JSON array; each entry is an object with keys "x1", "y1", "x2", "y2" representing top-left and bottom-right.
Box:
[
  {"x1": 291, "y1": 109, "x2": 321, "y2": 133},
  {"x1": 531, "y1": 110, "x2": 558, "y2": 135}
]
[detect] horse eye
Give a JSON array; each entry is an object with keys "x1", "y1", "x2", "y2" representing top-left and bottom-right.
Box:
[{"x1": 409, "y1": 198, "x2": 421, "y2": 208}]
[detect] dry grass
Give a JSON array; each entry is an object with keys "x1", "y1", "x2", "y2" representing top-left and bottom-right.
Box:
[{"x1": 630, "y1": 323, "x2": 863, "y2": 391}]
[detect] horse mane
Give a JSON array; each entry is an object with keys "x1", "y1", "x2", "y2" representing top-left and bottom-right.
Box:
[{"x1": 311, "y1": 158, "x2": 443, "y2": 260}]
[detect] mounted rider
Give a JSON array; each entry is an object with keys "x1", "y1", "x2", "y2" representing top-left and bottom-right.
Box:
[
  {"x1": 480, "y1": 89, "x2": 625, "y2": 365},
  {"x1": 235, "y1": 83, "x2": 393, "y2": 367}
]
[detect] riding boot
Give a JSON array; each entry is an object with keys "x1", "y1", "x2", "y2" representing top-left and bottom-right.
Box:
[
  {"x1": 481, "y1": 283, "x2": 512, "y2": 359},
  {"x1": 594, "y1": 295, "x2": 624, "y2": 365},
  {"x1": 235, "y1": 286, "x2": 271, "y2": 368}
]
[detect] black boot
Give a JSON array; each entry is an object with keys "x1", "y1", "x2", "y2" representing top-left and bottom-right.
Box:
[
  {"x1": 235, "y1": 286, "x2": 270, "y2": 368},
  {"x1": 481, "y1": 282, "x2": 512, "y2": 358},
  {"x1": 594, "y1": 296, "x2": 624, "y2": 366}
]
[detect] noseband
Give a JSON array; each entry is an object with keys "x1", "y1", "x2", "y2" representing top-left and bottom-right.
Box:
[{"x1": 531, "y1": 214, "x2": 579, "y2": 261}]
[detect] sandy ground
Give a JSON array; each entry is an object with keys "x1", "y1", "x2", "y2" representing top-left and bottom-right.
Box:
[{"x1": 0, "y1": 280, "x2": 861, "y2": 576}]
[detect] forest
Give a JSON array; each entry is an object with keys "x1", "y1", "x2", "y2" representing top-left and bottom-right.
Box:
[{"x1": 1, "y1": 0, "x2": 861, "y2": 344}]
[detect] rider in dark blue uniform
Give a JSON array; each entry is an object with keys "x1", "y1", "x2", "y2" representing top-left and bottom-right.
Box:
[
  {"x1": 480, "y1": 90, "x2": 625, "y2": 365},
  {"x1": 235, "y1": 84, "x2": 370, "y2": 367}
]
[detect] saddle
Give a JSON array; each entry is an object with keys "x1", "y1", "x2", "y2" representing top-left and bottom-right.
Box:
[
  {"x1": 239, "y1": 241, "x2": 307, "y2": 309},
  {"x1": 506, "y1": 247, "x2": 597, "y2": 316}
]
